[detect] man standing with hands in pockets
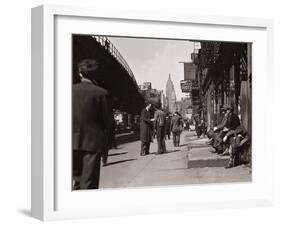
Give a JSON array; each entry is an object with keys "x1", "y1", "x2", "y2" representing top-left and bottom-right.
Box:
[
  {"x1": 72, "y1": 59, "x2": 113, "y2": 189},
  {"x1": 154, "y1": 102, "x2": 167, "y2": 154}
]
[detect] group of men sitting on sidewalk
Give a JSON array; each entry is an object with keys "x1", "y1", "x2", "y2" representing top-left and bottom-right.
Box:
[{"x1": 207, "y1": 104, "x2": 251, "y2": 168}]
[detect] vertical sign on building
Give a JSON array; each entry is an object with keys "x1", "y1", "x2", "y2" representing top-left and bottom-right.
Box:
[
  {"x1": 184, "y1": 63, "x2": 197, "y2": 81},
  {"x1": 180, "y1": 80, "x2": 192, "y2": 93}
]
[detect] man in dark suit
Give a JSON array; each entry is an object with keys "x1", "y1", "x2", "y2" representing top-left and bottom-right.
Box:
[
  {"x1": 73, "y1": 59, "x2": 113, "y2": 189},
  {"x1": 140, "y1": 101, "x2": 153, "y2": 156},
  {"x1": 219, "y1": 104, "x2": 241, "y2": 155}
]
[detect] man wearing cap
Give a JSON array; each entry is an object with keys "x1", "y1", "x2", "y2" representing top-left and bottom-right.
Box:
[
  {"x1": 220, "y1": 104, "x2": 241, "y2": 155},
  {"x1": 72, "y1": 59, "x2": 113, "y2": 189},
  {"x1": 212, "y1": 105, "x2": 240, "y2": 154},
  {"x1": 222, "y1": 105, "x2": 240, "y2": 129},
  {"x1": 211, "y1": 107, "x2": 228, "y2": 153}
]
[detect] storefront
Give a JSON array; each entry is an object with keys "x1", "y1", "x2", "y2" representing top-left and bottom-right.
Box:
[{"x1": 194, "y1": 42, "x2": 252, "y2": 134}]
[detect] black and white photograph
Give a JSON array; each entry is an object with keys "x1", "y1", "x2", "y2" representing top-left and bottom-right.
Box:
[
  {"x1": 72, "y1": 35, "x2": 252, "y2": 190},
  {"x1": 2, "y1": 0, "x2": 281, "y2": 224}
]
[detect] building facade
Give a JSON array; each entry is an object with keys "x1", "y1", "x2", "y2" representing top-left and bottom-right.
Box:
[
  {"x1": 140, "y1": 82, "x2": 165, "y2": 107},
  {"x1": 192, "y1": 41, "x2": 252, "y2": 137}
]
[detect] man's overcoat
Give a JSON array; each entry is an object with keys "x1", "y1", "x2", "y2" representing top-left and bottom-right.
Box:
[
  {"x1": 72, "y1": 80, "x2": 113, "y2": 153},
  {"x1": 140, "y1": 108, "x2": 152, "y2": 143}
]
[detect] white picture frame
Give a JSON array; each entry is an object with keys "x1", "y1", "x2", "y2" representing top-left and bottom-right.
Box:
[{"x1": 31, "y1": 4, "x2": 274, "y2": 221}]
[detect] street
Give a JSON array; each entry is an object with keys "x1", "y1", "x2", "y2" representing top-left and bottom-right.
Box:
[
  {"x1": 71, "y1": 35, "x2": 253, "y2": 190},
  {"x1": 99, "y1": 130, "x2": 251, "y2": 189}
]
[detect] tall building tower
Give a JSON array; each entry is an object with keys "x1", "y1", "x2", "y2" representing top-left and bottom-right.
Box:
[{"x1": 166, "y1": 74, "x2": 177, "y2": 113}]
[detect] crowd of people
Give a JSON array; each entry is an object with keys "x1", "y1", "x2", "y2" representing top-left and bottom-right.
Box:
[
  {"x1": 72, "y1": 58, "x2": 186, "y2": 190},
  {"x1": 206, "y1": 104, "x2": 251, "y2": 168}
]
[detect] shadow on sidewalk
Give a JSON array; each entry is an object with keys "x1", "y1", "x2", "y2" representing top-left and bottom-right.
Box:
[
  {"x1": 108, "y1": 151, "x2": 128, "y2": 157},
  {"x1": 106, "y1": 158, "x2": 137, "y2": 166},
  {"x1": 154, "y1": 149, "x2": 182, "y2": 155},
  {"x1": 158, "y1": 167, "x2": 187, "y2": 171},
  {"x1": 178, "y1": 143, "x2": 189, "y2": 147}
]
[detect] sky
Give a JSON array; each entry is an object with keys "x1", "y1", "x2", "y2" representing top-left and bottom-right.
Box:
[{"x1": 108, "y1": 37, "x2": 195, "y2": 100}]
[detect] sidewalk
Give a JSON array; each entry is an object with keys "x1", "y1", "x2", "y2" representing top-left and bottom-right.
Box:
[
  {"x1": 100, "y1": 132, "x2": 189, "y2": 188},
  {"x1": 99, "y1": 131, "x2": 251, "y2": 189},
  {"x1": 186, "y1": 136, "x2": 229, "y2": 168}
]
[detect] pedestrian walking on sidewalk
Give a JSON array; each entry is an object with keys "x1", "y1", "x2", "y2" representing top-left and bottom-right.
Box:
[
  {"x1": 73, "y1": 59, "x2": 113, "y2": 189},
  {"x1": 198, "y1": 119, "x2": 207, "y2": 138},
  {"x1": 102, "y1": 111, "x2": 116, "y2": 167},
  {"x1": 184, "y1": 118, "x2": 190, "y2": 131},
  {"x1": 165, "y1": 113, "x2": 171, "y2": 139},
  {"x1": 170, "y1": 112, "x2": 183, "y2": 147},
  {"x1": 154, "y1": 102, "x2": 167, "y2": 154},
  {"x1": 140, "y1": 101, "x2": 154, "y2": 156}
]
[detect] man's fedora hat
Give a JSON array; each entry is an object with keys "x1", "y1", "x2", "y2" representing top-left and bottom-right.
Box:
[{"x1": 78, "y1": 59, "x2": 99, "y2": 75}]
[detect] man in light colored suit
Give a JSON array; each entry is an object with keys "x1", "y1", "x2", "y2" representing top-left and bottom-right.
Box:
[{"x1": 154, "y1": 102, "x2": 166, "y2": 154}]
